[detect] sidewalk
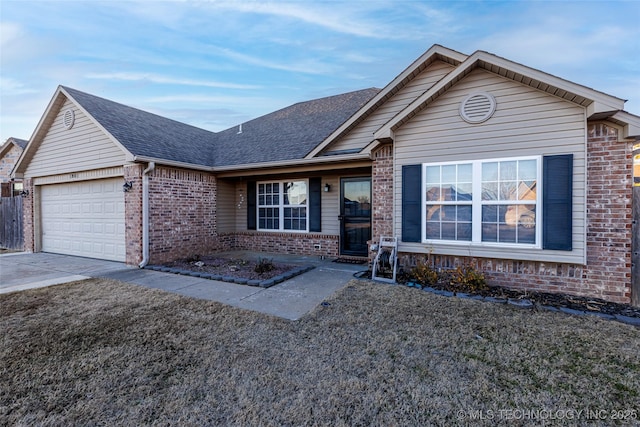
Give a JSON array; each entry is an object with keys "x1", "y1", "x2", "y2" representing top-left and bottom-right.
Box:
[{"x1": 0, "y1": 252, "x2": 368, "y2": 320}]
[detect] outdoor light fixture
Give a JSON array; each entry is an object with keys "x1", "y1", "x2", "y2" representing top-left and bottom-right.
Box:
[
  {"x1": 123, "y1": 181, "x2": 133, "y2": 192},
  {"x1": 324, "y1": 183, "x2": 331, "y2": 192},
  {"x1": 19, "y1": 189, "x2": 29, "y2": 197}
]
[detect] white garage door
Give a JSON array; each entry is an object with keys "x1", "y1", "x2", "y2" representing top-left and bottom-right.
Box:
[{"x1": 41, "y1": 178, "x2": 126, "y2": 262}]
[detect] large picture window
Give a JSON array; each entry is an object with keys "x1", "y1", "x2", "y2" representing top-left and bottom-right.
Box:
[
  {"x1": 258, "y1": 180, "x2": 308, "y2": 232},
  {"x1": 423, "y1": 157, "x2": 540, "y2": 246},
  {"x1": 424, "y1": 163, "x2": 472, "y2": 241}
]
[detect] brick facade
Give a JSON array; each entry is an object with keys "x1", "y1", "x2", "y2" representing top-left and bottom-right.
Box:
[
  {"x1": 124, "y1": 164, "x2": 143, "y2": 265},
  {"x1": 584, "y1": 123, "x2": 633, "y2": 302},
  {"x1": 0, "y1": 144, "x2": 23, "y2": 182},
  {"x1": 224, "y1": 231, "x2": 339, "y2": 257},
  {"x1": 21, "y1": 178, "x2": 34, "y2": 253},
  {"x1": 384, "y1": 123, "x2": 633, "y2": 304},
  {"x1": 146, "y1": 166, "x2": 219, "y2": 264},
  {"x1": 371, "y1": 144, "x2": 394, "y2": 243}
]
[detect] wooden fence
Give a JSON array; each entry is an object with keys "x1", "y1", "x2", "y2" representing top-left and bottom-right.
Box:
[{"x1": 0, "y1": 196, "x2": 24, "y2": 250}]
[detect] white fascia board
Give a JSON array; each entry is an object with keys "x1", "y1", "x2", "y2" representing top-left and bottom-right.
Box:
[
  {"x1": 304, "y1": 45, "x2": 468, "y2": 159},
  {"x1": 484, "y1": 53, "x2": 626, "y2": 111},
  {"x1": 213, "y1": 152, "x2": 370, "y2": 173},
  {"x1": 12, "y1": 87, "x2": 65, "y2": 175},
  {"x1": 374, "y1": 50, "x2": 627, "y2": 141},
  {"x1": 132, "y1": 156, "x2": 213, "y2": 172},
  {"x1": 612, "y1": 111, "x2": 640, "y2": 139},
  {"x1": 59, "y1": 87, "x2": 134, "y2": 160},
  {"x1": 13, "y1": 86, "x2": 136, "y2": 176}
]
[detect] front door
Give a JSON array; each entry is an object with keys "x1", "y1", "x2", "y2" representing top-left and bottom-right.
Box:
[{"x1": 340, "y1": 177, "x2": 371, "y2": 256}]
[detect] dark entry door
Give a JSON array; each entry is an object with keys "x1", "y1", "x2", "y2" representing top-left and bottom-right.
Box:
[{"x1": 340, "y1": 177, "x2": 371, "y2": 256}]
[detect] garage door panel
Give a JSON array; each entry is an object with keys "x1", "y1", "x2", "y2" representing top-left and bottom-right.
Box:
[{"x1": 41, "y1": 178, "x2": 126, "y2": 262}]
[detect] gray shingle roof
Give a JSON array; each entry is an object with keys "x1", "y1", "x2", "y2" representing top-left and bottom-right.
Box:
[
  {"x1": 210, "y1": 88, "x2": 380, "y2": 166},
  {"x1": 63, "y1": 86, "x2": 217, "y2": 167},
  {"x1": 11, "y1": 138, "x2": 28, "y2": 149},
  {"x1": 63, "y1": 86, "x2": 380, "y2": 168}
]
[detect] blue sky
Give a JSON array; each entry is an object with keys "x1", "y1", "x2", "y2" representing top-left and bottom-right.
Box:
[{"x1": 1, "y1": 0, "x2": 639, "y2": 144}]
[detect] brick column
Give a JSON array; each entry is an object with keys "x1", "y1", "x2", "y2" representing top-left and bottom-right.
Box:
[
  {"x1": 370, "y1": 144, "x2": 394, "y2": 260},
  {"x1": 22, "y1": 178, "x2": 34, "y2": 253},
  {"x1": 124, "y1": 164, "x2": 143, "y2": 265},
  {"x1": 586, "y1": 123, "x2": 633, "y2": 303}
]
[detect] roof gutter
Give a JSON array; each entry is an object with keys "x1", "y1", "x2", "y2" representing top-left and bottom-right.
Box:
[
  {"x1": 211, "y1": 152, "x2": 370, "y2": 173},
  {"x1": 131, "y1": 155, "x2": 213, "y2": 172},
  {"x1": 138, "y1": 161, "x2": 155, "y2": 269},
  {"x1": 132, "y1": 152, "x2": 372, "y2": 175}
]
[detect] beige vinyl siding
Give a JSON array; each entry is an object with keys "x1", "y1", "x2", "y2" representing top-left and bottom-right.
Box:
[
  {"x1": 320, "y1": 175, "x2": 341, "y2": 235},
  {"x1": 216, "y1": 180, "x2": 236, "y2": 233},
  {"x1": 234, "y1": 181, "x2": 247, "y2": 232},
  {"x1": 232, "y1": 173, "x2": 365, "y2": 236},
  {"x1": 394, "y1": 68, "x2": 586, "y2": 264},
  {"x1": 326, "y1": 60, "x2": 455, "y2": 154},
  {"x1": 24, "y1": 99, "x2": 126, "y2": 177}
]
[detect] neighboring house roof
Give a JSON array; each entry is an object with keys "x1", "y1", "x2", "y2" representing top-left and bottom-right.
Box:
[
  {"x1": 0, "y1": 137, "x2": 28, "y2": 157},
  {"x1": 211, "y1": 88, "x2": 380, "y2": 167}
]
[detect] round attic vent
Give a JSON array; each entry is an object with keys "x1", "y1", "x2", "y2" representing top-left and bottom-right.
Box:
[
  {"x1": 460, "y1": 92, "x2": 496, "y2": 124},
  {"x1": 63, "y1": 109, "x2": 75, "y2": 129}
]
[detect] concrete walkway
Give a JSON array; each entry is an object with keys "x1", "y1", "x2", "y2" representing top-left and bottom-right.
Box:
[{"x1": 0, "y1": 252, "x2": 368, "y2": 320}]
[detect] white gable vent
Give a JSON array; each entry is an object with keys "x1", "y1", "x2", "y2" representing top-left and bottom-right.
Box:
[
  {"x1": 460, "y1": 92, "x2": 496, "y2": 124},
  {"x1": 63, "y1": 109, "x2": 75, "y2": 129}
]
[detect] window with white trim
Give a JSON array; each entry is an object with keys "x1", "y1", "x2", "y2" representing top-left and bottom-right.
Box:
[
  {"x1": 258, "y1": 180, "x2": 308, "y2": 231},
  {"x1": 423, "y1": 157, "x2": 540, "y2": 246}
]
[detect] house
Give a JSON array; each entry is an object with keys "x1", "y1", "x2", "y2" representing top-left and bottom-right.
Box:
[
  {"x1": 0, "y1": 137, "x2": 28, "y2": 197},
  {"x1": 13, "y1": 45, "x2": 640, "y2": 305}
]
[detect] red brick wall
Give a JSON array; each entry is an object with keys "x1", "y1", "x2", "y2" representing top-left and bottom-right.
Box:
[
  {"x1": 584, "y1": 123, "x2": 633, "y2": 302},
  {"x1": 147, "y1": 166, "x2": 219, "y2": 264},
  {"x1": 0, "y1": 144, "x2": 23, "y2": 182},
  {"x1": 225, "y1": 231, "x2": 339, "y2": 257},
  {"x1": 21, "y1": 178, "x2": 34, "y2": 253},
  {"x1": 371, "y1": 144, "x2": 394, "y2": 246},
  {"x1": 378, "y1": 122, "x2": 633, "y2": 304},
  {"x1": 124, "y1": 164, "x2": 143, "y2": 265}
]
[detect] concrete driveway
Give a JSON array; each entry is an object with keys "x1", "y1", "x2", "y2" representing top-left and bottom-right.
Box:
[{"x1": 0, "y1": 252, "x2": 368, "y2": 320}]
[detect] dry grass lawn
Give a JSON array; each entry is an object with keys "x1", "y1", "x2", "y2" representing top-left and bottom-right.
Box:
[{"x1": 1, "y1": 278, "x2": 639, "y2": 426}]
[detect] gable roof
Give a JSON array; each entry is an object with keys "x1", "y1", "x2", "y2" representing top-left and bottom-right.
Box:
[
  {"x1": 62, "y1": 86, "x2": 218, "y2": 167},
  {"x1": 305, "y1": 44, "x2": 467, "y2": 158},
  {"x1": 15, "y1": 85, "x2": 380, "y2": 174},
  {"x1": 14, "y1": 44, "x2": 640, "y2": 176},
  {"x1": 0, "y1": 137, "x2": 28, "y2": 158},
  {"x1": 374, "y1": 49, "x2": 633, "y2": 141},
  {"x1": 211, "y1": 88, "x2": 380, "y2": 167}
]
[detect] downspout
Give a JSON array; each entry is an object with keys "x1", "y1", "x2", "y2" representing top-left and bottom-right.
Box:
[{"x1": 138, "y1": 162, "x2": 155, "y2": 268}]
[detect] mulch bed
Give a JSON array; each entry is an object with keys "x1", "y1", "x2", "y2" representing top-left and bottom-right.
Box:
[
  {"x1": 365, "y1": 270, "x2": 640, "y2": 320},
  {"x1": 149, "y1": 254, "x2": 315, "y2": 288},
  {"x1": 162, "y1": 255, "x2": 296, "y2": 281}
]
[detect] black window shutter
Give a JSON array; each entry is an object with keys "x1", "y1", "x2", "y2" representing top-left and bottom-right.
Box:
[
  {"x1": 543, "y1": 154, "x2": 573, "y2": 250},
  {"x1": 402, "y1": 164, "x2": 422, "y2": 242},
  {"x1": 247, "y1": 181, "x2": 256, "y2": 230},
  {"x1": 309, "y1": 177, "x2": 322, "y2": 232}
]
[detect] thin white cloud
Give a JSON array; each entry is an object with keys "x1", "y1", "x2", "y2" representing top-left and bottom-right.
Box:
[
  {"x1": 209, "y1": 2, "x2": 396, "y2": 39},
  {"x1": 0, "y1": 21, "x2": 22, "y2": 45},
  {"x1": 85, "y1": 72, "x2": 260, "y2": 90},
  {"x1": 208, "y1": 46, "x2": 338, "y2": 75},
  {"x1": 144, "y1": 94, "x2": 269, "y2": 105},
  {"x1": 0, "y1": 77, "x2": 38, "y2": 96}
]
